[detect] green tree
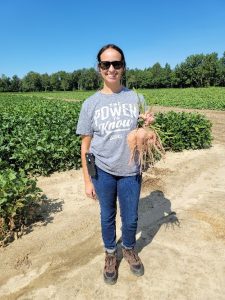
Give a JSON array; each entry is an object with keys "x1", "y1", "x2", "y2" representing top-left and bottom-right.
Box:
[
  {"x1": 162, "y1": 63, "x2": 173, "y2": 87},
  {"x1": 71, "y1": 70, "x2": 82, "y2": 90},
  {"x1": 201, "y1": 53, "x2": 219, "y2": 86},
  {"x1": 217, "y1": 52, "x2": 225, "y2": 86},
  {"x1": 58, "y1": 71, "x2": 72, "y2": 91},
  {"x1": 10, "y1": 75, "x2": 21, "y2": 92},
  {"x1": 0, "y1": 74, "x2": 11, "y2": 92},
  {"x1": 183, "y1": 54, "x2": 204, "y2": 87},
  {"x1": 22, "y1": 71, "x2": 42, "y2": 91},
  {"x1": 174, "y1": 53, "x2": 220, "y2": 87},
  {"x1": 41, "y1": 73, "x2": 51, "y2": 91},
  {"x1": 50, "y1": 73, "x2": 61, "y2": 91},
  {"x1": 78, "y1": 68, "x2": 99, "y2": 90},
  {"x1": 126, "y1": 69, "x2": 139, "y2": 89},
  {"x1": 150, "y1": 63, "x2": 164, "y2": 88}
]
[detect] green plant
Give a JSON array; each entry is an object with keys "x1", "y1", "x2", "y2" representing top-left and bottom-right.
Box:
[
  {"x1": 0, "y1": 168, "x2": 43, "y2": 245},
  {"x1": 155, "y1": 111, "x2": 213, "y2": 151},
  {"x1": 0, "y1": 95, "x2": 82, "y2": 175}
]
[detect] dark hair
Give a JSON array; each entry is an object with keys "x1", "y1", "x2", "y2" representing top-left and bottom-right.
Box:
[{"x1": 97, "y1": 44, "x2": 126, "y2": 69}]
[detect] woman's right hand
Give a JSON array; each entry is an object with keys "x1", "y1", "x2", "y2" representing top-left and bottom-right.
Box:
[
  {"x1": 85, "y1": 181, "x2": 97, "y2": 200},
  {"x1": 80, "y1": 135, "x2": 97, "y2": 200}
]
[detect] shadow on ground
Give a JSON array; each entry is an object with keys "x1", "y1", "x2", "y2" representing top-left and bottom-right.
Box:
[
  {"x1": 28, "y1": 195, "x2": 64, "y2": 230},
  {"x1": 1, "y1": 195, "x2": 64, "y2": 247},
  {"x1": 117, "y1": 190, "x2": 179, "y2": 261}
]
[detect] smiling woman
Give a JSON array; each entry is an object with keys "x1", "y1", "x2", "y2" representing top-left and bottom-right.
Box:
[
  {"x1": 75, "y1": 44, "x2": 155, "y2": 285},
  {"x1": 97, "y1": 44, "x2": 126, "y2": 93}
]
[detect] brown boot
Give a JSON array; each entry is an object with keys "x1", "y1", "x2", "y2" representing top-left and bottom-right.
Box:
[
  {"x1": 122, "y1": 248, "x2": 144, "y2": 276},
  {"x1": 103, "y1": 251, "x2": 118, "y2": 285}
]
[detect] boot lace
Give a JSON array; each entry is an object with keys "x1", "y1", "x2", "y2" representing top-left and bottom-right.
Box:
[
  {"x1": 105, "y1": 253, "x2": 117, "y2": 273},
  {"x1": 124, "y1": 249, "x2": 141, "y2": 265}
]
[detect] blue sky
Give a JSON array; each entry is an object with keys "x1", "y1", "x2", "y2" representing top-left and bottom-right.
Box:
[{"x1": 0, "y1": 0, "x2": 225, "y2": 77}]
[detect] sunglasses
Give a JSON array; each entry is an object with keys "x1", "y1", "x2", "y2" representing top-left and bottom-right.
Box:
[{"x1": 99, "y1": 60, "x2": 124, "y2": 70}]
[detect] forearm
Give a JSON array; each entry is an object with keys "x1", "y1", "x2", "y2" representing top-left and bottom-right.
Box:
[{"x1": 81, "y1": 137, "x2": 92, "y2": 185}]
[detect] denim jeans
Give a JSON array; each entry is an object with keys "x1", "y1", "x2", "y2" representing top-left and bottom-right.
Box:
[{"x1": 91, "y1": 166, "x2": 142, "y2": 251}]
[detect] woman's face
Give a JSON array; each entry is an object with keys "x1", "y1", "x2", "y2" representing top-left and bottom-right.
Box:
[{"x1": 99, "y1": 48, "x2": 124, "y2": 85}]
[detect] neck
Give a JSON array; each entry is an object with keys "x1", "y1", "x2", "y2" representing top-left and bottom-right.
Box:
[{"x1": 101, "y1": 83, "x2": 123, "y2": 94}]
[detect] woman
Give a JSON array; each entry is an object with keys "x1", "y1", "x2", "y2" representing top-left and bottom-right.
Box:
[{"x1": 76, "y1": 44, "x2": 153, "y2": 285}]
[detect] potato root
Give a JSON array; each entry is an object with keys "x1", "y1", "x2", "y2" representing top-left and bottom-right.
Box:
[{"x1": 127, "y1": 111, "x2": 165, "y2": 172}]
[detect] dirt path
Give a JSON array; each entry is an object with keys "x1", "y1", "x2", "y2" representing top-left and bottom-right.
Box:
[{"x1": 0, "y1": 107, "x2": 225, "y2": 300}]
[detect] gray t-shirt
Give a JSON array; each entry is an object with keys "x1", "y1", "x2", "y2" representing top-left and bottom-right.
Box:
[{"x1": 76, "y1": 87, "x2": 145, "y2": 176}]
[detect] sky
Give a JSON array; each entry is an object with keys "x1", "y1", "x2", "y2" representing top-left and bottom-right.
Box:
[{"x1": 0, "y1": 0, "x2": 225, "y2": 78}]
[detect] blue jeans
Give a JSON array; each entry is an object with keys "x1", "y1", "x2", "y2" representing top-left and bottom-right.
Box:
[{"x1": 91, "y1": 166, "x2": 142, "y2": 251}]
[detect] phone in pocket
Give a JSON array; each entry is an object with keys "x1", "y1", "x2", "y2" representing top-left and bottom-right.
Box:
[{"x1": 85, "y1": 152, "x2": 96, "y2": 177}]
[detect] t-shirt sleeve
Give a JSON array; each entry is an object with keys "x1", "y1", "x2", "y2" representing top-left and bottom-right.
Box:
[{"x1": 76, "y1": 102, "x2": 93, "y2": 136}]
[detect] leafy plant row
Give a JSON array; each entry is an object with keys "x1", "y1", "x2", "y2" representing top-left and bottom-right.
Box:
[
  {"x1": 7, "y1": 86, "x2": 225, "y2": 110},
  {"x1": 155, "y1": 111, "x2": 212, "y2": 151},
  {"x1": 140, "y1": 87, "x2": 225, "y2": 110},
  {"x1": 0, "y1": 94, "x2": 213, "y2": 175},
  {"x1": 0, "y1": 95, "x2": 82, "y2": 175}
]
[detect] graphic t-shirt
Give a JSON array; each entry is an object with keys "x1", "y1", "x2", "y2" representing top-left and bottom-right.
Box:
[{"x1": 76, "y1": 87, "x2": 145, "y2": 176}]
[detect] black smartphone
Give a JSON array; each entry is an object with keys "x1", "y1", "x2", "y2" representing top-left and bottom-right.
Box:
[{"x1": 85, "y1": 152, "x2": 96, "y2": 177}]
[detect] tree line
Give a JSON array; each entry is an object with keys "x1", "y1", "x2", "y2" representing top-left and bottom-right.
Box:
[{"x1": 1, "y1": 52, "x2": 225, "y2": 92}]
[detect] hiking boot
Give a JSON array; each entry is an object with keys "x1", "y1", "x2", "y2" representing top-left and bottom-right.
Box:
[
  {"x1": 103, "y1": 251, "x2": 118, "y2": 285},
  {"x1": 122, "y1": 248, "x2": 144, "y2": 276}
]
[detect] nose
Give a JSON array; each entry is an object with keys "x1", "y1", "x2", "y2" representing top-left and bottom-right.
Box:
[{"x1": 108, "y1": 63, "x2": 115, "y2": 72}]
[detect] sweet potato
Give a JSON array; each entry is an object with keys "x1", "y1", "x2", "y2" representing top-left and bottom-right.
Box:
[{"x1": 127, "y1": 111, "x2": 165, "y2": 172}]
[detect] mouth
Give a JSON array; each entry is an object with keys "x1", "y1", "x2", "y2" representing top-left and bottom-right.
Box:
[{"x1": 107, "y1": 74, "x2": 117, "y2": 79}]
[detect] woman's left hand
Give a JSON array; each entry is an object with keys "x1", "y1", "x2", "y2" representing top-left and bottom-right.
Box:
[{"x1": 139, "y1": 111, "x2": 155, "y2": 126}]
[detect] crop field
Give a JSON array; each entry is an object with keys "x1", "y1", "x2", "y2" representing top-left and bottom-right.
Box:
[
  {"x1": 6, "y1": 87, "x2": 225, "y2": 110},
  {"x1": 0, "y1": 94, "x2": 82, "y2": 175},
  {"x1": 24, "y1": 90, "x2": 94, "y2": 101},
  {"x1": 140, "y1": 87, "x2": 225, "y2": 110},
  {"x1": 0, "y1": 90, "x2": 214, "y2": 175},
  {"x1": 0, "y1": 87, "x2": 222, "y2": 245}
]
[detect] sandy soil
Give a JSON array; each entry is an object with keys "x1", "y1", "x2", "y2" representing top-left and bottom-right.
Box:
[{"x1": 0, "y1": 106, "x2": 225, "y2": 300}]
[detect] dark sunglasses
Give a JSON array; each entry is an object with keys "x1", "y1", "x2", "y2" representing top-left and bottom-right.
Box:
[{"x1": 98, "y1": 60, "x2": 124, "y2": 70}]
